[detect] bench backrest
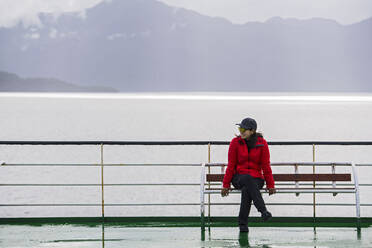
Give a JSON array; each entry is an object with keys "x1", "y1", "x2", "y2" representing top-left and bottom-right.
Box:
[
  {"x1": 206, "y1": 173, "x2": 351, "y2": 182},
  {"x1": 204, "y1": 162, "x2": 353, "y2": 184}
]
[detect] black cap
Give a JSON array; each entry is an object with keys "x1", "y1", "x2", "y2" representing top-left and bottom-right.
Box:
[{"x1": 236, "y1": 117, "x2": 257, "y2": 130}]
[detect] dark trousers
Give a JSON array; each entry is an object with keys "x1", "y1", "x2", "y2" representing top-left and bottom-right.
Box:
[{"x1": 231, "y1": 174, "x2": 267, "y2": 226}]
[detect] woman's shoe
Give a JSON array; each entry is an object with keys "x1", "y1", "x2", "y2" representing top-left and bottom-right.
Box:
[{"x1": 261, "y1": 211, "x2": 272, "y2": 221}]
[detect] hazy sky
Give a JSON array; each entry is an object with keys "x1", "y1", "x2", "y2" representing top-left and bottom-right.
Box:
[
  {"x1": 159, "y1": 0, "x2": 372, "y2": 25},
  {"x1": 0, "y1": 0, "x2": 371, "y2": 28}
]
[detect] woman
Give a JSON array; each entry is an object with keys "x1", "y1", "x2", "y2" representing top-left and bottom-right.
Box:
[{"x1": 221, "y1": 117, "x2": 276, "y2": 232}]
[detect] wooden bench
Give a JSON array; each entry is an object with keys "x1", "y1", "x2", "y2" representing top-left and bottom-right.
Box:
[{"x1": 200, "y1": 162, "x2": 360, "y2": 229}]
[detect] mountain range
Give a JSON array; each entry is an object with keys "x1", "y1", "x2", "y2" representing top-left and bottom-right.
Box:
[{"x1": 0, "y1": 0, "x2": 371, "y2": 92}]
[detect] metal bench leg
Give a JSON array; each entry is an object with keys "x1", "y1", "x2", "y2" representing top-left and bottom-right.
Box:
[
  {"x1": 201, "y1": 190, "x2": 205, "y2": 232},
  {"x1": 352, "y1": 163, "x2": 361, "y2": 230},
  {"x1": 201, "y1": 201, "x2": 205, "y2": 231},
  {"x1": 355, "y1": 189, "x2": 361, "y2": 230}
]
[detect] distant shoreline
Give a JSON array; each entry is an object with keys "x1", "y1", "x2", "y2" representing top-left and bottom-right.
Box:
[{"x1": 1, "y1": 92, "x2": 372, "y2": 102}]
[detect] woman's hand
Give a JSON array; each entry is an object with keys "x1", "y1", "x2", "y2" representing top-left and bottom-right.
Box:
[
  {"x1": 266, "y1": 188, "x2": 277, "y2": 195},
  {"x1": 221, "y1": 187, "x2": 230, "y2": 197}
]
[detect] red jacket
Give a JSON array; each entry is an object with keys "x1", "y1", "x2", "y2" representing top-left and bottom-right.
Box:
[{"x1": 222, "y1": 135, "x2": 275, "y2": 189}]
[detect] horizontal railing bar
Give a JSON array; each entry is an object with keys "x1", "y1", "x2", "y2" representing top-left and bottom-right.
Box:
[
  {"x1": 0, "y1": 204, "x2": 101, "y2": 206},
  {"x1": 1, "y1": 203, "x2": 372, "y2": 207},
  {"x1": 0, "y1": 203, "x2": 200, "y2": 207},
  {"x1": 0, "y1": 183, "x2": 368, "y2": 187},
  {"x1": 270, "y1": 183, "x2": 357, "y2": 186},
  {"x1": 102, "y1": 164, "x2": 201, "y2": 167},
  {"x1": 2, "y1": 163, "x2": 370, "y2": 167},
  {"x1": 0, "y1": 141, "x2": 224, "y2": 145},
  {"x1": 206, "y1": 162, "x2": 352, "y2": 167},
  {"x1": 205, "y1": 182, "x2": 369, "y2": 185},
  {"x1": 272, "y1": 162, "x2": 351, "y2": 166},
  {"x1": 0, "y1": 183, "x2": 200, "y2": 186},
  {"x1": 208, "y1": 203, "x2": 372, "y2": 206},
  {"x1": 1, "y1": 141, "x2": 372, "y2": 145},
  {"x1": 0, "y1": 183, "x2": 365, "y2": 186},
  {"x1": 209, "y1": 183, "x2": 358, "y2": 186},
  {"x1": 206, "y1": 190, "x2": 356, "y2": 194},
  {"x1": 1, "y1": 164, "x2": 100, "y2": 166},
  {"x1": 0, "y1": 163, "x2": 201, "y2": 167}
]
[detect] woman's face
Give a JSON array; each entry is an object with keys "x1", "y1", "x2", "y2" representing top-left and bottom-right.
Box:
[{"x1": 239, "y1": 128, "x2": 255, "y2": 139}]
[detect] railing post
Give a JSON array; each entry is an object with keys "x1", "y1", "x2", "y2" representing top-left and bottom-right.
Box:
[
  {"x1": 207, "y1": 143, "x2": 211, "y2": 229},
  {"x1": 312, "y1": 144, "x2": 316, "y2": 232},
  {"x1": 101, "y1": 143, "x2": 105, "y2": 221},
  {"x1": 200, "y1": 163, "x2": 206, "y2": 231}
]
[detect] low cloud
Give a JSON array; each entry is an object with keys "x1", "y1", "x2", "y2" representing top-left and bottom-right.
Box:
[
  {"x1": 49, "y1": 28, "x2": 58, "y2": 38},
  {"x1": 0, "y1": 0, "x2": 106, "y2": 29},
  {"x1": 107, "y1": 33, "x2": 127, "y2": 41},
  {"x1": 24, "y1": 32, "x2": 40, "y2": 39},
  {"x1": 169, "y1": 23, "x2": 187, "y2": 32}
]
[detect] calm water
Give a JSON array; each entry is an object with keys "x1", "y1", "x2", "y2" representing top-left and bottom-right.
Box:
[{"x1": 0, "y1": 92, "x2": 372, "y2": 218}]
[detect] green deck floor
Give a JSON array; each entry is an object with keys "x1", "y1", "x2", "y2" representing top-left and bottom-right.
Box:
[
  {"x1": 0, "y1": 217, "x2": 371, "y2": 247},
  {"x1": 0, "y1": 225, "x2": 371, "y2": 248}
]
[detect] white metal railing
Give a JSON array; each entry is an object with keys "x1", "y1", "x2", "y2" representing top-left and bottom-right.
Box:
[{"x1": 0, "y1": 141, "x2": 371, "y2": 229}]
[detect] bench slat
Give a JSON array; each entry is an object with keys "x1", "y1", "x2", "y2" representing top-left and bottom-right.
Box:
[
  {"x1": 274, "y1": 173, "x2": 351, "y2": 181},
  {"x1": 206, "y1": 173, "x2": 351, "y2": 182},
  {"x1": 204, "y1": 188, "x2": 356, "y2": 194},
  {"x1": 205, "y1": 187, "x2": 355, "y2": 190}
]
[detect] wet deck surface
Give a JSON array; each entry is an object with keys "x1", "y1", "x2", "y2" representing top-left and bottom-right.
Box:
[{"x1": 0, "y1": 225, "x2": 371, "y2": 247}]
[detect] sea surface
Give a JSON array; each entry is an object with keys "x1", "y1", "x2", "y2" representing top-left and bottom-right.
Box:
[{"x1": 0, "y1": 92, "x2": 371, "y2": 218}]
